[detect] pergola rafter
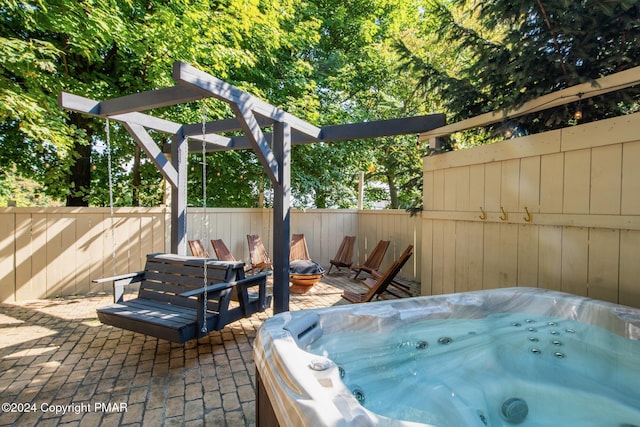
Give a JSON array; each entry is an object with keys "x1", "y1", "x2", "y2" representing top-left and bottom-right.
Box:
[{"x1": 59, "y1": 61, "x2": 445, "y2": 313}]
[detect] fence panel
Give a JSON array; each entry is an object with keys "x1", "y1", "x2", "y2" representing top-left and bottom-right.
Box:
[
  {"x1": 422, "y1": 111, "x2": 640, "y2": 307},
  {"x1": 1, "y1": 207, "x2": 421, "y2": 301},
  {"x1": 0, "y1": 208, "x2": 167, "y2": 302}
]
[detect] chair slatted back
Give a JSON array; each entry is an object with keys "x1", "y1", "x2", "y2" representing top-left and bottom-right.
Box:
[
  {"x1": 290, "y1": 234, "x2": 311, "y2": 261},
  {"x1": 363, "y1": 240, "x2": 390, "y2": 270},
  {"x1": 247, "y1": 235, "x2": 272, "y2": 273},
  {"x1": 188, "y1": 239, "x2": 209, "y2": 257},
  {"x1": 361, "y1": 245, "x2": 413, "y2": 302},
  {"x1": 211, "y1": 239, "x2": 237, "y2": 262},
  {"x1": 328, "y1": 236, "x2": 356, "y2": 273},
  {"x1": 333, "y1": 236, "x2": 355, "y2": 264}
]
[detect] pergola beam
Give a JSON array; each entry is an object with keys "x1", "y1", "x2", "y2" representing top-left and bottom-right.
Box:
[
  {"x1": 58, "y1": 92, "x2": 101, "y2": 115},
  {"x1": 58, "y1": 93, "x2": 183, "y2": 134},
  {"x1": 319, "y1": 114, "x2": 446, "y2": 142},
  {"x1": 172, "y1": 62, "x2": 322, "y2": 139},
  {"x1": 110, "y1": 112, "x2": 183, "y2": 135},
  {"x1": 182, "y1": 116, "x2": 274, "y2": 137},
  {"x1": 59, "y1": 93, "x2": 233, "y2": 146},
  {"x1": 98, "y1": 85, "x2": 206, "y2": 116},
  {"x1": 177, "y1": 113, "x2": 448, "y2": 153}
]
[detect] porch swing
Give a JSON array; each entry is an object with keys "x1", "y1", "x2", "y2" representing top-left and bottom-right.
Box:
[{"x1": 93, "y1": 111, "x2": 272, "y2": 344}]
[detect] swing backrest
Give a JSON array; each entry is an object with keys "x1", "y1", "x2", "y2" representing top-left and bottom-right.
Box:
[{"x1": 138, "y1": 253, "x2": 245, "y2": 308}]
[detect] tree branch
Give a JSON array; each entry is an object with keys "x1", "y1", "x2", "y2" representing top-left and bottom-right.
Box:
[{"x1": 535, "y1": 0, "x2": 569, "y2": 80}]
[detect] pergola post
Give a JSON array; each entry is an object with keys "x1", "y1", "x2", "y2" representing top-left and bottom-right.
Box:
[
  {"x1": 272, "y1": 122, "x2": 291, "y2": 313},
  {"x1": 171, "y1": 132, "x2": 189, "y2": 255}
]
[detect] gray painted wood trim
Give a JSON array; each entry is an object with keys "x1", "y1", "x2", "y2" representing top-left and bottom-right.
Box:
[
  {"x1": 99, "y1": 85, "x2": 205, "y2": 116},
  {"x1": 194, "y1": 114, "x2": 447, "y2": 152},
  {"x1": 123, "y1": 122, "x2": 178, "y2": 187},
  {"x1": 231, "y1": 101, "x2": 280, "y2": 185},
  {"x1": 173, "y1": 62, "x2": 321, "y2": 139},
  {"x1": 171, "y1": 132, "x2": 189, "y2": 255},
  {"x1": 59, "y1": 93, "x2": 183, "y2": 134}
]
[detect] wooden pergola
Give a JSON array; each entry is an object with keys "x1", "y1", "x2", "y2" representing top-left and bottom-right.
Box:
[{"x1": 59, "y1": 61, "x2": 445, "y2": 313}]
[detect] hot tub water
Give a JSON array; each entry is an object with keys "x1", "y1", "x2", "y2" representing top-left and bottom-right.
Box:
[
  {"x1": 255, "y1": 288, "x2": 640, "y2": 427},
  {"x1": 307, "y1": 313, "x2": 640, "y2": 426}
]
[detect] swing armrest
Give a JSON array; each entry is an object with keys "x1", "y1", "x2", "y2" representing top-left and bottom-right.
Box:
[
  {"x1": 92, "y1": 271, "x2": 144, "y2": 284},
  {"x1": 180, "y1": 274, "x2": 270, "y2": 299},
  {"x1": 93, "y1": 271, "x2": 145, "y2": 303},
  {"x1": 181, "y1": 281, "x2": 237, "y2": 333},
  {"x1": 234, "y1": 272, "x2": 272, "y2": 315},
  {"x1": 180, "y1": 281, "x2": 236, "y2": 298},
  {"x1": 181, "y1": 274, "x2": 270, "y2": 334}
]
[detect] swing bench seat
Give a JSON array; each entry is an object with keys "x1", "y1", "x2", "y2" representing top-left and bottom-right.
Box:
[{"x1": 94, "y1": 253, "x2": 271, "y2": 344}]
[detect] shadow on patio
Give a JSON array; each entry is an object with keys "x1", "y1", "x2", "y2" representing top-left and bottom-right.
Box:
[{"x1": 0, "y1": 273, "x2": 419, "y2": 427}]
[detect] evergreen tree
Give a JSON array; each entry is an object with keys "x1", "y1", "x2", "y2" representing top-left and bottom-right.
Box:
[{"x1": 398, "y1": 0, "x2": 640, "y2": 140}]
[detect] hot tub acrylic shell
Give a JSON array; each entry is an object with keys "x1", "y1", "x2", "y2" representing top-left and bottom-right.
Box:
[{"x1": 253, "y1": 287, "x2": 640, "y2": 427}]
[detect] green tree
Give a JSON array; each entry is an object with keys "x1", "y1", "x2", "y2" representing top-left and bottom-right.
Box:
[
  {"x1": 2, "y1": 0, "x2": 441, "y2": 210},
  {"x1": 289, "y1": 0, "x2": 433, "y2": 209},
  {"x1": 0, "y1": 166, "x2": 62, "y2": 207},
  {"x1": 397, "y1": 0, "x2": 640, "y2": 141},
  {"x1": 1, "y1": 0, "x2": 323, "y2": 207}
]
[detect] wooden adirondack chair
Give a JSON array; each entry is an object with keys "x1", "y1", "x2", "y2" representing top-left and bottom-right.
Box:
[
  {"x1": 188, "y1": 239, "x2": 209, "y2": 257},
  {"x1": 289, "y1": 234, "x2": 325, "y2": 293},
  {"x1": 247, "y1": 234, "x2": 272, "y2": 274},
  {"x1": 327, "y1": 236, "x2": 356, "y2": 274},
  {"x1": 290, "y1": 233, "x2": 311, "y2": 261},
  {"x1": 211, "y1": 239, "x2": 237, "y2": 262},
  {"x1": 342, "y1": 245, "x2": 413, "y2": 303},
  {"x1": 352, "y1": 240, "x2": 390, "y2": 279}
]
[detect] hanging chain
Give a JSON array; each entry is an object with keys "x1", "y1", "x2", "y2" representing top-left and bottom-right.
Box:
[
  {"x1": 106, "y1": 119, "x2": 117, "y2": 277},
  {"x1": 200, "y1": 102, "x2": 209, "y2": 333}
]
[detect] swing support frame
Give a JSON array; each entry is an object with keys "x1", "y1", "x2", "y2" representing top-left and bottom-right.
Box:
[{"x1": 59, "y1": 61, "x2": 445, "y2": 313}]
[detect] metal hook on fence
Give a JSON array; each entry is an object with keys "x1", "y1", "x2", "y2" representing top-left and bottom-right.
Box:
[
  {"x1": 499, "y1": 207, "x2": 508, "y2": 221},
  {"x1": 479, "y1": 207, "x2": 487, "y2": 220},
  {"x1": 524, "y1": 206, "x2": 532, "y2": 222}
]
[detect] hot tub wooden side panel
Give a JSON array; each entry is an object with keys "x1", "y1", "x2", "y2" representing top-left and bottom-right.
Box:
[{"x1": 256, "y1": 369, "x2": 281, "y2": 427}]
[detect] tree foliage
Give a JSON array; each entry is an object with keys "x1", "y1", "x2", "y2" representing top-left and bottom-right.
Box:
[
  {"x1": 288, "y1": 0, "x2": 434, "y2": 209},
  {"x1": 2, "y1": 0, "x2": 638, "y2": 209},
  {"x1": 397, "y1": 0, "x2": 640, "y2": 143},
  {"x1": 1, "y1": 0, "x2": 322, "y2": 207}
]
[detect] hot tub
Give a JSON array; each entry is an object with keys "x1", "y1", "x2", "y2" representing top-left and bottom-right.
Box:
[{"x1": 254, "y1": 287, "x2": 640, "y2": 426}]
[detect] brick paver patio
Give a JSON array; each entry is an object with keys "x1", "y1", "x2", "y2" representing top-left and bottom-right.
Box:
[{"x1": 0, "y1": 273, "x2": 417, "y2": 426}]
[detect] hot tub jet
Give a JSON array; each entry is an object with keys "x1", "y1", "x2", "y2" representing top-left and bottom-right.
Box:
[{"x1": 501, "y1": 397, "x2": 528, "y2": 424}]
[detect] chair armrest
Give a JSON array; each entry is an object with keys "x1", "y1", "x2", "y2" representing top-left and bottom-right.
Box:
[
  {"x1": 388, "y1": 281, "x2": 413, "y2": 297},
  {"x1": 93, "y1": 271, "x2": 145, "y2": 303},
  {"x1": 341, "y1": 290, "x2": 365, "y2": 304}
]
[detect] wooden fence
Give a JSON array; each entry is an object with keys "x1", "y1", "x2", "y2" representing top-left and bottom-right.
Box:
[
  {"x1": 0, "y1": 208, "x2": 166, "y2": 301},
  {"x1": 8, "y1": 113, "x2": 638, "y2": 305},
  {"x1": 421, "y1": 112, "x2": 640, "y2": 308},
  {"x1": 0, "y1": 207, "x2": 420, "y2": 302},
  {"x1": 186, "y1": 209, "x2": 421, "y2": 283}
]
